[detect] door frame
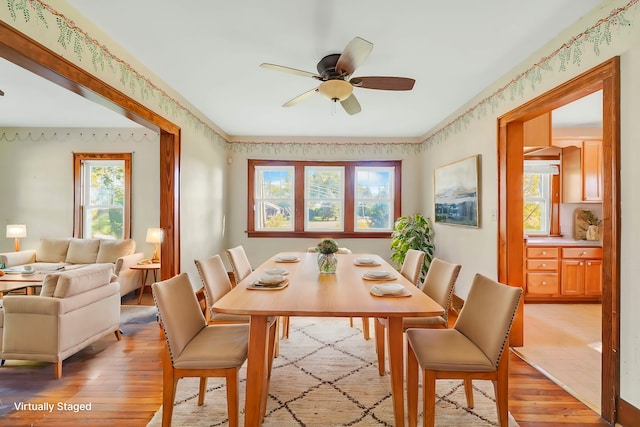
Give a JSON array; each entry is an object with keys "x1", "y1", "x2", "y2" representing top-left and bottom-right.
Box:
[
  {"x1": 0, "y1": 21, "x2": 181, "y2": 279},
  {"x1": 498, "y1": 57, "x2": 620, "y2": 422}
]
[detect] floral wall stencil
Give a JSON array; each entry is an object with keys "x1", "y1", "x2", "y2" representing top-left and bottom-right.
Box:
[{"x1": 422, "y1": 0, "x2": 638, "y2": 149}]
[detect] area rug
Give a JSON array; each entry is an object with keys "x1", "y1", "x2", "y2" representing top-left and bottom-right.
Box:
[
  {"x1": 120, "y1": 304, "x2": 158, "y2": 333},
  {"x1": 147, "y1": 317, "x2": 518, "y2": 426}
]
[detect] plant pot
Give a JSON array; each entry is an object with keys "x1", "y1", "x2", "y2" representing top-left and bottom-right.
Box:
[
  {"x1": 317, "y1": 252, "x2": 338, "y2": 274},
  {"x1": 586, "y1": 225, "x2": 600, "y2": 241}
]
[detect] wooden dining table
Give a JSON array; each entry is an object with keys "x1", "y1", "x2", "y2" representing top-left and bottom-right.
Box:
[{"x1": 212, "y1": 252, "x2": 444, "y2": 427}]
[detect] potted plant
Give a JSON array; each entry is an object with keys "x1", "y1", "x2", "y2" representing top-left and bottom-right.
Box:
[
  {"x1": 390, "y1": 214, "x2": 435, "y2": 282},
  {"x1": 315, "y1": 238, "x2": 339, "y2": 273}
]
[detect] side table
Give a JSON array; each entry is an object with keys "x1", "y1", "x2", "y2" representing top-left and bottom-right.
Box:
[{"x1": 130, "y1": 263, "x2": 161, "y2": 304}]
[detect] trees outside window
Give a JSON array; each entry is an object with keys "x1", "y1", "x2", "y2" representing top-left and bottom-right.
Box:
[
  {"x1": 73, "y1": 153, "x2": 132, "y2": 239},
  {"x1": 248, "y1": 160, "x2": 401, "y2": 238}
]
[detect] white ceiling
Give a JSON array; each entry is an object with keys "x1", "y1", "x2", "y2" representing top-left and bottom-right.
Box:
[{"x1": 0, "y1": 1, "x2": 604, "y2": 138}]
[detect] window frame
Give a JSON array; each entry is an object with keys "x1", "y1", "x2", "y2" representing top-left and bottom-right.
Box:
[
  {"x1": 248, "y1": 159, "x2": 401, "y2": 238},
  {"x1": 73, "y1": 152, "x2": 132, "y2": 239},
  {"x1": 523, "y1": 171, "x2": 551, "y2": 235}
]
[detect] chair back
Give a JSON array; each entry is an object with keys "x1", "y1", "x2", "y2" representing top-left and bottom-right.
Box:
[
  {"x1": 422, "y1": 258, "x2": 461, "y2": 324},
  {"x1": 226, "y1": 245, "x2": 252, "y2": 284},
  {"x1": 195, "y1": 254, "x2": 233, "y2": 307},
  {"x1": 453, "y1": 273, "x2": 522, "y2": 367},
  {"x1": 400, "y1": 249, "x2": 426, "y2": 286},
  {"x1": 152, "y1": 273, "x2": 207, "y2": 363}
]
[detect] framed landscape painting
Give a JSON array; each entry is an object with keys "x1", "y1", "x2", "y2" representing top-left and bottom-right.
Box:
[{"x1": 434, "y1": 155, "x2": 479, "y2": 227}]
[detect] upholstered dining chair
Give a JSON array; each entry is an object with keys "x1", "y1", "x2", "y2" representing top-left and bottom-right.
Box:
[
  {"x1": 226, "y1": 245, "x2": 288, "y2": 343},
  {"x1": 374, "y1": 257, "x2": 461, "y2": 375},
  {"x1": 152, "y1": 272, "x2": 252, "y2": 427},
  {"x1": 406, "y1": 273, "x2": 522, "y2": 427},
  {"x1": 226, "y1": 245, "x2": 253, "y2": 284},
  {"x1": 195, "y1": 254, "x2": 279, "y2": 356},
  {"x1": 400, "y1": 249, "x2": 426, "y2": 286}
]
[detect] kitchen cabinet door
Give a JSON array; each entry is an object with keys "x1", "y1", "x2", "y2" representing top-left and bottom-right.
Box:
[
  {"x1": 584, "y1": 259, "x2": 603, "y2": 295},
  {"x1": 582, "y1": 140, "x2": 603, "y2": 201},
  {"x1": 561, "y1": 259, "x2": 585, "y2": 295}
]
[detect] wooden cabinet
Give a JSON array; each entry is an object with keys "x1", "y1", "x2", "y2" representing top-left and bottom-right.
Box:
[
  {"x1": 561, "y1": 140, "x2": 603, "y2": 203},
  {"x1": 523, "y1": 112, "x2": 551, "y2": 147},
  {"x1": 561, "y1": 247, "x2": 603, "y2": 296},
  {"x1": 525, "y1": 245, "x2": 602, "y2": 301}
]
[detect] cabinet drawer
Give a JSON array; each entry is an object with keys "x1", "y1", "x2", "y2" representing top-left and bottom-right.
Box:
[
  {"x1": 526, "y1": 260, "x2": 559, "y2": 271},
  {"x1": 526, "y1": 247, "x2": 559, "y2": 259},
  {"x1": 526, "y1": 273, "x2": 559, "y2": 294},
  {"x1": 562, "y1": 247, "x2": 602, "y2": 259}
]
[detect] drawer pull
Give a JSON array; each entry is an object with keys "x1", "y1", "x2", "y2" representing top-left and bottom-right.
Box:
[
  {"x1": 541, "y1": 263, "x2": 546, "y2": 267},
  {"x1": 541, "y1": 281, "x2": 547, "y2": 285},
  {"x1": 587, "y1": 262, "x2": 592, "y2": 266},
  {"x1": 541, "y1": 251, "x2": 546, "y2": 255},
  {"x1": 579, "y1": 262, "x2": 584, "y2": 266},
  {"x1": 581, "y1": 251, "x2": 587, "y2": 256}
]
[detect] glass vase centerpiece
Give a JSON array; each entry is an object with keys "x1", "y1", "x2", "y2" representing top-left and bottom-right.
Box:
[{"x1": 316, "y1": 238, "x2": 339, "y2": 274}]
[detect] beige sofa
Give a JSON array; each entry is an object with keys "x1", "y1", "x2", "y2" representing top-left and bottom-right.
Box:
[
  {"x1": 0, "y1": 264, "x2": 121, "y2": 378},
  {"x1": 0, "y1": 237, "x2": 144, "y2": 297}
]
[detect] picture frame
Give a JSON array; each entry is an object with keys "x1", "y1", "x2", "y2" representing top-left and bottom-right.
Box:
[{"x1": 434, "y1": 155, "x2": 479, "y2": 227}]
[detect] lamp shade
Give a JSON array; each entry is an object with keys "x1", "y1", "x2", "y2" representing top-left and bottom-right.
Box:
[
  {"x1": 6, "y1": 224, "x2": 27, "y2": 238},
  {"x1": 146, "y1": 228, "x2": 164, "y2": 244}
]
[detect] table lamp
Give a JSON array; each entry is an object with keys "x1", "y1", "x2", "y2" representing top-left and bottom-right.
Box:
[
  {"x1": 6, "y1": 224, "x2": 27, "y2": 252},
  {"x1": 146, "y1": 228, "x2": 163, "y2": 263}
]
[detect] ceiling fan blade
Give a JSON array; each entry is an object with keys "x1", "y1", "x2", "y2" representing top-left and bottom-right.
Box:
[
  {"x1": 282, "y1": 87, "x2": 319, "y2": 107},
  {"x1": 260, "y1": 63, "x2": 322, "y2": 80},
  {"x1": 340, "y1": 94, "x2": 361, "y2": 115},
  {"x1": 350, "y1": 76, "x2": 415, "y2": 91},
  {"x1": 336, "y1": 37, "x2": 373, "y2": 76}
]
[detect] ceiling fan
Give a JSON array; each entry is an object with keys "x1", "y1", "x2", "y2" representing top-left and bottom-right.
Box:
[{"x1": 260, "y1": 37, "x2": 415, "y2": 115}]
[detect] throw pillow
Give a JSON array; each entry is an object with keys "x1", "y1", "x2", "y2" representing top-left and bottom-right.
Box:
[
  {"x1": 36, "y1": 238, "x2": 71, "y2": 263},
  {"x1": 65, "y1": 238, "x2": 100, "y2": 264},
  {"x1": 40, "y1": 273, "x2": 61, "y2": 297},
  {"x1": 96, "y1": 239, "x2": 136, "y2": 263}
]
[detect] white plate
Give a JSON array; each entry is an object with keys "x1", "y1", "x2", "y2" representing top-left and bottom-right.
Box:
[
  {"x1": 355, "y1": 257, "x2": 376, "y2": 264},
  {"x1": 276, "y1": 255, "x2": 299, "y2": 262},
  {"x1": 370, "y1": 283, "x2": 406, "y2": 296},
  {"x1": 265, "y1": 268, "x2": 288, "y2": 275}
]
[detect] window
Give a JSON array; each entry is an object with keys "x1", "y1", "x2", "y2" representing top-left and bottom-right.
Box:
[
  {"x1": 73, "y1": 153, "x2": 132, "y2": 239},
  {"x1": 248, "y1": 160, "x2": 401, "y2": 238},
  {"x1": 523, "y1": 161, "x2": 558, "y2": 235}
]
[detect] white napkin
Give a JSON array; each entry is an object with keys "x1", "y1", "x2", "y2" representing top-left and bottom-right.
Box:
[
  {"x1": 259, "y1": 274, "x2": 285, "y2": 285},
  {"x1": 355, "y1": 257, "x2": 376, "y2": 264},
  {"x1": 365, "y1": 270, "x2": 392, "y2": 279},
  {"x1": 370, "y1": 283, "x2": 405, "y2": 295}
]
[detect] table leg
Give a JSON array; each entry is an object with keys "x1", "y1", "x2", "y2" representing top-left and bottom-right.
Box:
[
  {"x1": 137, "y1": 270, "x2": 149, "y2": 304},
  {"x1": 244, "y1": 315, "x2": 270, "y2": 427},
  {"x1": 387, "y1": 316, "x2": 405, "y2": 426}
]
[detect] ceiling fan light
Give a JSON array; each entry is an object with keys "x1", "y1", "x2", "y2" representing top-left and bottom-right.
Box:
[{"x1": 318, "y1": 80, "x2": 353, "y2": 102}]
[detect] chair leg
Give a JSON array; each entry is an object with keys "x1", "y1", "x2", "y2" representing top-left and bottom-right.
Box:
[
  {"x1": 495, "y1": 356, "x2": 510, "y2": 426},
  {"x1": 267, "y1": 319, "x2": 277, "y2": 378},
  {"x1": 423, "y1": 370, "x2": 437, "y2": 427},
  {"x1": 274, "y1": 318, "x2": 280, "y2": 357},
  {"x1": 281, "y1": 316, "x2": 290, "y2": 338},
  {"x1": 114, "y1": 330, "x2": 122, "y2": 340},
  {"x1": 349, "y1": 317, "x2": 354, "y2": 327},
  {"x1": 464, "y1": 379, "x2": 474, "y2": 408},
  {"x1": 226, "y1": 369, "x2": 240, "y2": 427},
  {"x1": 374, "y1": 319, "x2": 386, "y2": 376},
  {"x1": 407, "y1": 340, "x2": 419, "y2": 427},
  {"x1": 198, "y1": 377, "x2": 207, "y2": 405},
  {"x1": 162, "y1": 348, "x2": 177, "y2": 427},
  {"x1": 361, "y1": 317, "x2": 370, "y2": 340}
]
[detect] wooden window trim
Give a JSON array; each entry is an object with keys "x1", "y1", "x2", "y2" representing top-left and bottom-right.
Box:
[
  {"x1": 73, "y1": 152, "x2": 132, "y2": 238},
  {"x1": 248, "y1": 159, "x2": 401, "y2": 238}
]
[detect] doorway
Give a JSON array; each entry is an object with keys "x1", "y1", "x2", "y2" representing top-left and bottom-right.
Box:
[{"x1": 497, "y1": 58, "x2": 620, "y2": 423}]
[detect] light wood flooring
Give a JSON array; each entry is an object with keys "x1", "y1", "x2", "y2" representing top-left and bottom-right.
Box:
[
  {"x1": 0, "y1": 293, "x2": 609, "y2": 426},
  {"x1": 513, "y1": 304, "x2": 602, "y2": 413}
]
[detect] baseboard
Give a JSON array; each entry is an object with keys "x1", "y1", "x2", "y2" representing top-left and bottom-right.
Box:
[{"x1": 618, "y1": 397, "x2": 640, "y2": 426}]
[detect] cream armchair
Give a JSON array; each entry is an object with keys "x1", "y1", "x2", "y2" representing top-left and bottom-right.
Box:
[{"x1": 0, "y1": 264, "x2": 122, "y2": 378}]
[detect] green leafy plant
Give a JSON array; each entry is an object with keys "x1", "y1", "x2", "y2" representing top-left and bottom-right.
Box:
[{"x1": 390, "y1": 214, "x2": 435, "y2": 282}]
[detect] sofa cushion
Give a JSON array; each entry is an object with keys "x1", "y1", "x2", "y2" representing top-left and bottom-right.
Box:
[
  {"x1": 53, "y1": 264, "x2": 115, "y2": 298},
  {"x1": 37, "y1": 238, "x2": 71, "y2": 263},
  {"x1": 96, "y1": 239, "x2": 136, "y2": 263},
  {"x1": 40, "y1": 273, "x2": 62, "y2": 297},
  {"x1": 65, "y1": 239, "x2": 100, "y2": 264}
]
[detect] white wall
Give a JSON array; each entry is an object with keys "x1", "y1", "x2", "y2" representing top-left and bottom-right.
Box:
[
  {"x1": 419, "y1": 0, "x2": 640, "y2": 409},
  {"x1": 0, "y1": 128, "x2": 159, "y2": 257}
]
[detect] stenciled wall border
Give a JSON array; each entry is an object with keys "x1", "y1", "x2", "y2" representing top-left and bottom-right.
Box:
[{"x1": 2, "y1": 0, "x2": 638, "y2": 156}]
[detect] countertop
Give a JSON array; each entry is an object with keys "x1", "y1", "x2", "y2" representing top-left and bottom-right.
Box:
[{"x1": 525, "y1": 236, "x2": 602, "y2": 247}]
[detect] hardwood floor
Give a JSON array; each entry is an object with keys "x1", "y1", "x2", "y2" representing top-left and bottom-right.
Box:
[{"x1": 0, "y1": 296, "x2": 609, "y2": 426}]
